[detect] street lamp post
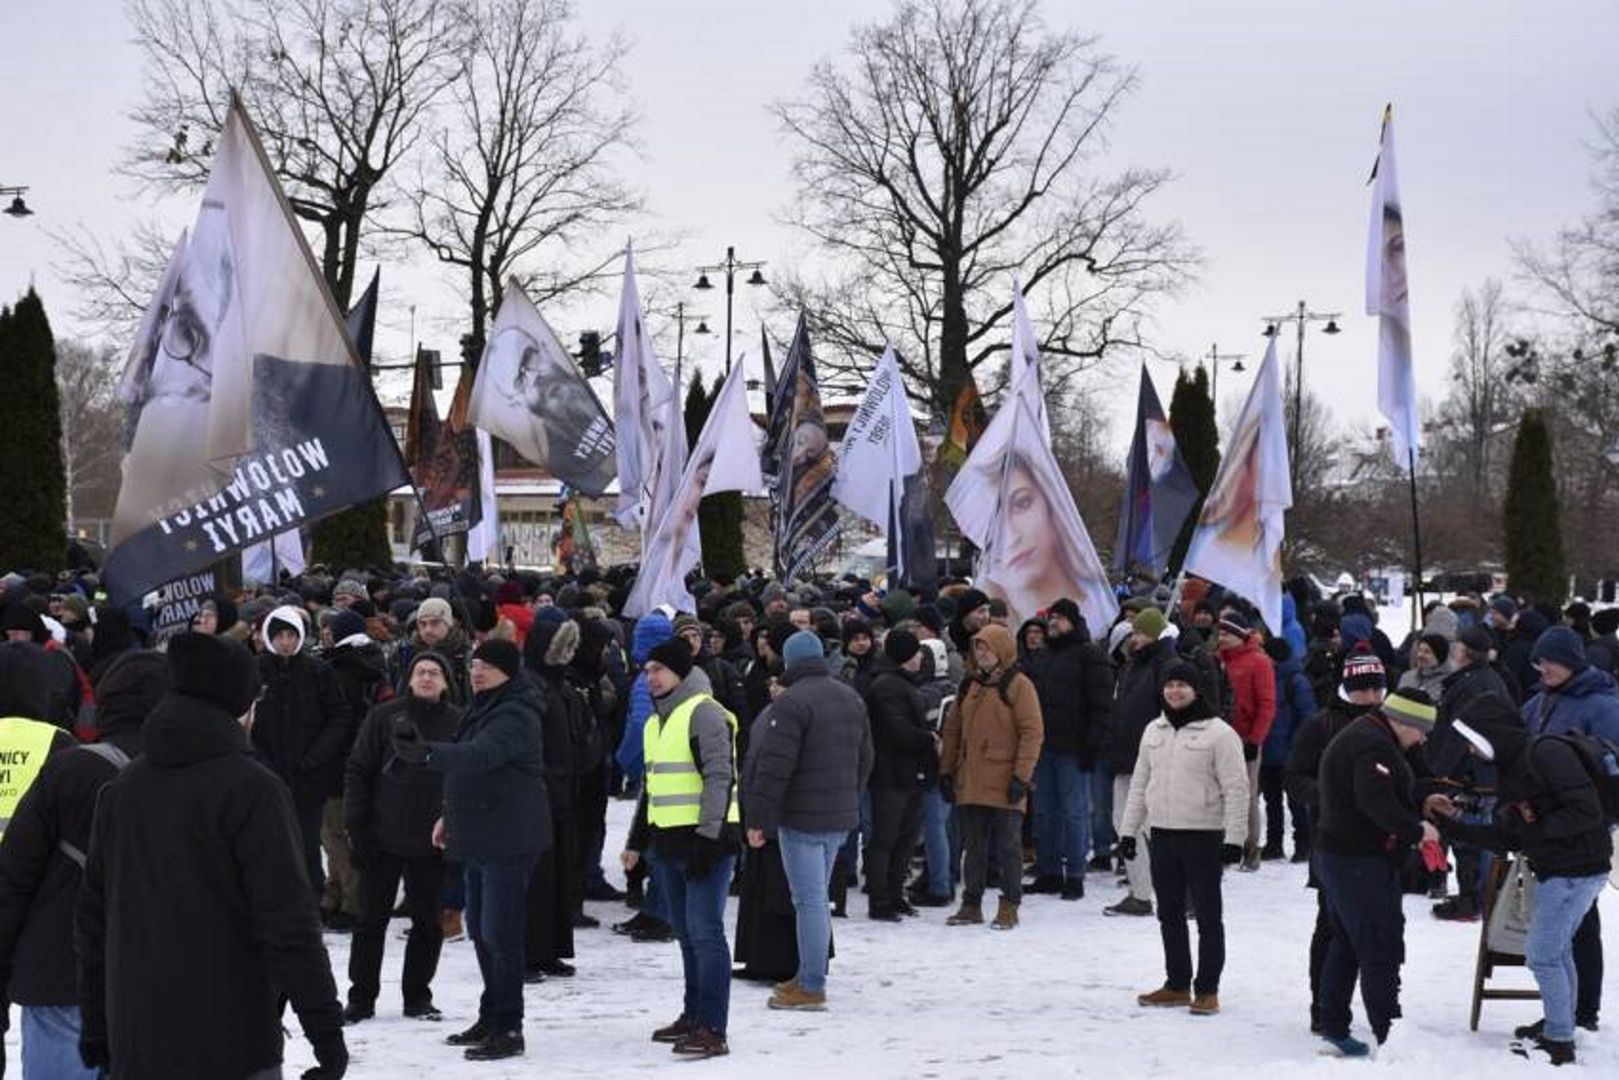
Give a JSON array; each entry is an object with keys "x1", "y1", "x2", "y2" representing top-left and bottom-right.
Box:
[
  {"x1": 694, "y1": 246, "x2": 766, "y2": 374},
  {"x1": 1203, "y1": 342, "x2": 1247, "y2": 405},
  {"x1": 1262, "y1": 300, "x2": 1341, "y2": 489},
  {"x1": 670, "y1": 301, "x2": 712, "y2": 368},
  {"x1": 1, "y1": 186, "x2": 34, "y2": 218}
]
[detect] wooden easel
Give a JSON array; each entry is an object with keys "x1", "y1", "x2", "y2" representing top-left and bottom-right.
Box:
[{"x1": 1469, "y1": 859, "x2": 1540, "y2": 1031}]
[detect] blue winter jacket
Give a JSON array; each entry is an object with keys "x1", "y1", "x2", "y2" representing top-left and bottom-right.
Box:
[
  {"x1": 614, "y1": 612, "x2": 674, "y2": 781},
  {"x1": 1281, "y1": 595, "x2": 1308, "y2": 662},
  {"x1": 1263, "y1": 640, "x2": 1318, "y2": 766},
  {"x1": 1522, "y1": 664, "x2": 1619, "y2": 744}
]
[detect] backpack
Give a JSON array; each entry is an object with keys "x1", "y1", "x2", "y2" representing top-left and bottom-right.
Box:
[
  {"x1": 57, "y1": 742, "x2": 133, "y2": 868},
  {"x1": 1534, "y1": 733, "x2": 1619, "y2": 828}
]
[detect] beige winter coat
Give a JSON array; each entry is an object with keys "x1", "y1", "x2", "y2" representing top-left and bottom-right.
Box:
[{"x1": 1119, "y1": 715, "x2": 1250, "y2": 846}]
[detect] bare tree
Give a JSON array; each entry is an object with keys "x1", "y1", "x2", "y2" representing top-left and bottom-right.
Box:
[
  {"x1": 50, "y1": 220, "x2": 180, "y2": 344},
  {"x1": 55, "y1": 340, "x2": 126, "y2": 531},
  {"x1": 1432, "y1": 280, "x2": 1520, "y2": 500},
  {"x1": 775, "y1": 0, "x2": 1198, "y2": 417},
  {"x1": 120, "y1": 0, "x2": 468, "y2": 305},
  {"x1": 394, "y1": 0, "x2": 640, "y2": 361}
]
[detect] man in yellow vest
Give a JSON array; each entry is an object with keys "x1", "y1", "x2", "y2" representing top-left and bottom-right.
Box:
[
  {"x1": 622, "y1": 637, "x2": 739, "y2": 1061},
  {"x1": 0, "y1": 641, "x2": 77, "y2": 838}
]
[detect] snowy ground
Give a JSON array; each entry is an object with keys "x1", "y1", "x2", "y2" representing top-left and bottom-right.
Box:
[{"x1": 265, "y1": 792, "x2": 1615, "y2": 1079}]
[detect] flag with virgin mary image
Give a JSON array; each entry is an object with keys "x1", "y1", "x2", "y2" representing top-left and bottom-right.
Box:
[
  {"x1": 1182, "y1": 337, "x2": 1293, "y2": 633},
  {"x1": 948, "y1": 364, "x2": 1117, "y2": 630},
  {"x1": 1366, "y1": 104, "x2": 1420, "y2": 467},
  {"x1": 106, "y1": 96, "x2": 410, "y2": 605},
  {"x1": 467, "y1": 280, "x2": 615, "y2": 495}
]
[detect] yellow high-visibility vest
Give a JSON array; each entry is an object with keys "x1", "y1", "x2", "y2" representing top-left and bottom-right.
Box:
[
  {"x1": 0, "y1": 717, "x2": 62, "y2": 837},
  {"x1": 643, "y1": 693, "x2": 740, "y2": 829}
]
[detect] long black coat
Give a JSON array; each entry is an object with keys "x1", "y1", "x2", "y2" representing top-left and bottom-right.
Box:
[
  {"x1": 77, "y1": 694, "x2": 342, "y2": 1080},
  {"x1": 862, "y1": 656, "x2": 936, "y2": 790},
  {"x1": 253, "y1": 651, "x2": 351, "y2": 797},
  {"x1": 426, "y1": 675, "x2": 552, "y2": 862},
  {"x1": 1026, "y1": 631, "x2": 1113, "y2": 764},
  {"x1": 1107, "y1": 637, "x2": 1179, "y2": 776},
  {"x1": 345, "y1": 694, "x2": 462, "y2": 859}
]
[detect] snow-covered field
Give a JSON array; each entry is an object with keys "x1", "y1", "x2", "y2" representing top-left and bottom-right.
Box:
[{"x1": 275, "y1": 791, "x2": 1615, "y2": 1079}]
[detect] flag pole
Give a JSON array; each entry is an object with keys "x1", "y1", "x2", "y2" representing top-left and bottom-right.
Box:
[{"x1": 1407, "y1": 446, "x2": 1425, "y2": 628}]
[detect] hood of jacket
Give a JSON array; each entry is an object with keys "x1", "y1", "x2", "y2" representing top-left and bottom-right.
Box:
[
  {"x1": 970, "y1": 624, "x2": 1018, "y2": 678},
  {"x1": 652, "y1": 665, "x2": 714, "y2": 718},
  {"x1": 142, "y1": 693, "x2": 254, "y2": 767},
  {"x1": 632, "y1": 612, "x2": 674, "y2": 665},
  {"x1": 261, "y1": 604, "x2": 308, "y2": 654},
  {"x1": 1555, "y1": 664, "x2": 1619, "y2": 701},
  {"x1": 94, "y1": 649, "x2": 172, "y2": 736},
  {"x1": 326, "y1": 639, "x2": 388, "y2": 683}
]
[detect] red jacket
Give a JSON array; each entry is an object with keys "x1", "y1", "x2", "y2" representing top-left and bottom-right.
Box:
[{"x1": 1219, "y1": 636, "x2": 1276, "y2": 747}]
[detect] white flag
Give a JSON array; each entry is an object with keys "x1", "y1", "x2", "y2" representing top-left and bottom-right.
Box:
[
  {"x1": 241, "y1": 529, "x2": 305, "y2": 585},
  {"x1": 946, "y1": 362, "x2": 1117, "y2": 629},
  {"x1": 1183, "y1": 337, "x2": 1293, "y2": 633},
  {"x1": 833, "y1": 346, "x2": 920, "y2": 528},
  {"x1": 611, "y1": 245, "x2": 680, "y2": 531},
  {"x1": 624, "y1": 362, "x2": 762, "y2": 618},
  {"x1": 1009, "y1": 280, "x2": 1050, "y2": 443},
  {"x1": 467, "y1": 281, "x2": 615, "y2": 494},
  {"x1": 464, "y1": 427, "x2": 500, "y2": 564},
  {"x1": 1366, "y1": 106, "x2": 1420, "y2": 467}
]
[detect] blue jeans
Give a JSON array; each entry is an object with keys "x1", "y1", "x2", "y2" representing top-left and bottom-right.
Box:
[
  {"x1": 22, "y1": 1005, "x2": 101, "y2": 1080},
  {"x1": 464, "y1": 852, "x2": 538, "y2": 1030},
  {"x1": 651, "y1": 850, "x2": 735, "y2": 1034},
  {"x1": 1526, "y1": 873, "x2": 1610, "y2": 1042},
  {"x1": 777, "y1": 827, "x2": 845, "y2": 993},
  {"x1": 1032, "y1": 752, "x2": 1091, "y2": 879},
  {"x1": 920, "y1": 787, "x2": 956, "y2": 896},
  {"x1": 1090, "y1": 765, "x2": 1116, "y2": 856}
]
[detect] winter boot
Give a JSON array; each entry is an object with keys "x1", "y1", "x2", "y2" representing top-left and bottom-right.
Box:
[
  {"x1": 1060, "y1": 878, "x2": 1085, "y2": 901},
  {"x1": 830, "y1": 866, "x2": 849, "y2": 919},
  {"x1": 768, "y1": 983, "x2": 828, "y2": 1011},
  {"x1": 1189, "y1": 993, "x2": 1220, "y2": 1016},
  {"x1": 1137, "y1": 986, "x2": 1192, "y2": 1008},
  {"x1": 671, "y1": 1027, "x2": 730, "y2": 1058},
  {"x1": 1260, "y1": 843, "x2": 1286, "y2": 861},
  {"x1": 1025, "y1": 873, "x2": 1063, "y2": 894},
  {"x1": 464, "y1": 1029, "x2": 525, "y2": 1061},
  {"x1": 1318, "y1": 1034, "x2": 1371, "y2": 1058},
  {"x1": 990, "y1": 898, "x2": 1019, "y2": 930},
  {"x1": 1512, "y1": 1036, "x2": 1575, "y2": 1066},
  {"x1": 445, "y1": 1020, "x2": 490, "y2": 1046},
  {"x1": 1104, "y1": 897, "x2": 1153, "y2": 917},
  {"x1": 439, "y1": 908, "x2": 465, "y2": 942},
  {"x1": 652, "y1": 1016, "x2": 698, "y2": 1044},
  {"x1": 946, "y1": 900, "x2": 984, "y2": 926}
]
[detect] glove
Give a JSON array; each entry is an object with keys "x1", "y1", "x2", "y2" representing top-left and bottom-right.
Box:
[
  {"x1": 79, "y1": 1036, "x2": 110, "y2": 1072},
  {"x1": 391, "y1": 718, "x2": 429, "y2": 765},
  {"x1": 1222, "y1": 844, "x2": 1244, "y2": 866},
  {"x1": 938, "y1": 775, "x2": 956, "y2": 804},
  {"x1": 1116, "y1": 836, "x2": 1137, "y2": 862},
  {"x1": 304, "y1": 1028, "x2": 349, "y2": 1080},
  {"x1": 1242, "y1": 742, "x2": 1260, "y2": 762},
  {"x1": 685, "y1": 834, "x2": 731, "y2": 880},
  {"x1": 1006, "y1": 776, "x2": 1029, "y2": 805}
]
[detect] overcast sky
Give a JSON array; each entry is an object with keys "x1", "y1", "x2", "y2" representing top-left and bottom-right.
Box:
[{"x1": 2, "y1": 0, "x2": 1616, "y2": 456}]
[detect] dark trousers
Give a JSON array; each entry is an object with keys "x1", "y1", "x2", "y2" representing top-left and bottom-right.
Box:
[
  {"x1": 866, "y1": 787, "x2": 924, "y2": 911},
  {"x1": 348, "y1": 851, "x2": 445, "y2": 1009},
  {"x1": 1576, "y1": 900, "x2": 1603, "y2": 1025},
  {"x1": 1259, "y1": 764, "x2": 1305, "y2": 853},
  {"x1": 959, "y1": 805, "x2": 1023, "y2": 905},
  {"x1": 291, "y1": 787, "x2": 327, "y2": 900},
  {"x1": 525, "y1": 827, "x2": 578, "y2": 969},
  {"x1": 1317, "y1": 852, "x2": 1405, "y2": 1042},
  {"x1": 465, "y1": 852, "x2": 539, "y2": 1031},
  {"x1": 579, "y1": 763, "x2": 610, "y2": 894},
  {"x1": 1309, "y1": 888, "x2": 1334, "y2": 1026},
  {"x1": 1148, "y1": 829, "x2": 1225, "y2": 995}
]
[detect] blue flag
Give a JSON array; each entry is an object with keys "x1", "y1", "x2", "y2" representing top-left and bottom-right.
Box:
[{"x1": 1114, "y1": 364, "x2": 1199, "y2": 577}]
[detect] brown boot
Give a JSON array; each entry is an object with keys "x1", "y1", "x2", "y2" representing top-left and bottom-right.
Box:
[
  {"x1": 946, "y1": 900, "x2": 983, "y2": 926},
  {"x1": 439, "y1": 908, "x2": 464, "y2": 942},
  {"x1": 1137, "y1": 986, "x2": 1192, "y2": 1008},
  {"x1": 1190, "y1": 993, "x2": 1220, "y2": 1016},
  {"x1": 990, "y1": 898, "x2": 1019, "y2": 930},
  {"x1": 767, "y1": 982, "x2": 827, "y2": 1011}
]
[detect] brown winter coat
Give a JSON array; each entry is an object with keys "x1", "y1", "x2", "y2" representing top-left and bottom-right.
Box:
[{"x1": 939, "y1": 625, "x2": 1044, "y2": 811}]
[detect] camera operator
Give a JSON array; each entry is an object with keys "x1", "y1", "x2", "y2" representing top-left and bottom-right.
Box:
[{"x1": 1430, "y1": 697, "x2": 1613, "y2": 1067}]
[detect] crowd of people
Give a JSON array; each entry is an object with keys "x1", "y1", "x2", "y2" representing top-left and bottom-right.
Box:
[{"x1": 0, "y1": 559, "x2": 1614, "y2": 1074}]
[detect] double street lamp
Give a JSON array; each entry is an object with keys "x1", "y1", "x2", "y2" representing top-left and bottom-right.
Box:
[
  {"x1": 1262, "y1": 300, "x2": 1341, "y2": 489},
  {"x1": 694, "y1": 246, "x2": 766, "y2": 374}
]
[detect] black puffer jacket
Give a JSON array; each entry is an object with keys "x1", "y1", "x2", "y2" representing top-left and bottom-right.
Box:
[
  {"x1": 1315, "y1": 714, "x2": 1431, "y2": 860},
  {"x1": 744, "y1": 657, "x2": 874, "y2": 835},
  {"x1": 324, "y1": 639, "x2": 390, "y2": 795},
  {"x1": 77, "y1": 693, "x2": 342, "y2": 1080},
  {"x1": 1026, "y1": 629, "x2": 1113, "y2": 764},
  {"x1": 0, "y1": 650, "x2": 167, "y2": 1005},
  {"x1": 253, "y1": 650, "x2": 352, "y2": 796},
  {"x1": 863, "y1": 655, "x2": 936, "y2": 790},
  {"x1": 1107, "y1": 636, "x2": 1178, "y2": 775},
  {"x1": 425, "y1": 675, "x2": 552, "y2": 862},
  {"x1": 345, "y1": 693, "x2": 462, "y2": 859}
]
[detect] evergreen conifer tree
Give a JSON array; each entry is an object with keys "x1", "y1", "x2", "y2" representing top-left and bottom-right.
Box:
[
  {"x1": 1167, "y1": 364, "x2": 1220, "y2": 574},
  {"x1": 1502, "y1": 408, "x2": 1567, "y2": 604},
  {"x1": 0, "y1": 290, "x2": 67, "y2": 572}
]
